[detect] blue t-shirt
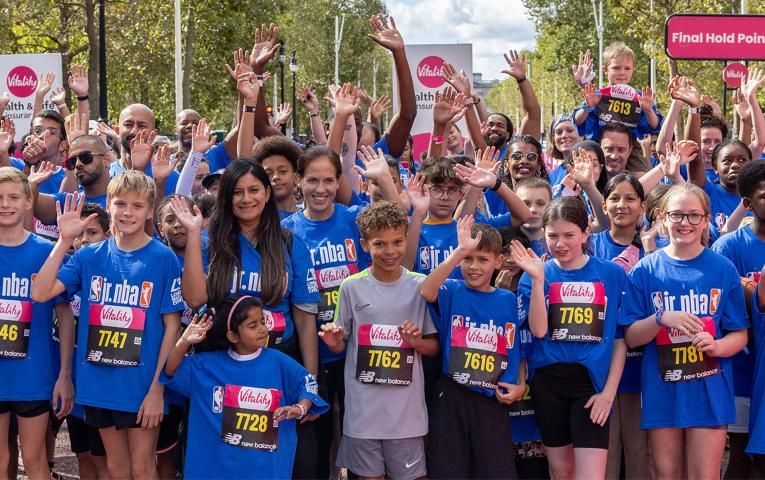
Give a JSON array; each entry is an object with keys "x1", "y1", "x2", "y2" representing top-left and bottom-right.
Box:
[
  {"x1": 704, "y1": 181, "x2": 749, "y2": 232},
  {"x1": 209, "y1": 233, "x2": 319, "y2": 345},
  {"x1": 52, "y1": 190, "x2": 107, "y2": 210},
  {"x1": 589, "y1": 230, "x2": 640, "y2": 262},
  {"x1": 618, "y1": 248, "x2": 749, "y2": 429},
  {"x1": 428, "y1": 280, "x2": 522, "y2": 397},
  {"x1": 161, "y1": 348, "x2": 328, "y2": 479},
  {"x1": 203, "y1": 143, "x2": 231, "y2": 173},
  {"x1": 747, "y1": 292, "x2": 765, "y2": 454},
  {"x1": 11, "y1": 158, "x2": 66, "y2": 195},
  {"x1": 57, "y1": 237, "x2": 185, "y2": 412},
  {"x1": 573, "y1": 88, "x2": 663, "y2": 141},
  {"x1": 712, "y1": 226, "x2": 765, "y2": 398},
  {"x1": 528, "y1": 237, "x2": 549, "y2": 258},
  {"x1": 548, "y1": 163, "x2": 567, "y2": 187},
  {"x1": 0, "y1": 234, "x2": 61, "y2": 401},
  {"x1": 282, "y1": 204, "x2": 370, "y2": 363},
  {"x1": 110, "y1": 160, "x2": 179, "y2": 197},
  {"x1": 517, "y1": 256, "x2": 627, "y2": 391},
  {"x1": 509, "y1": 325, "x2": 541, "y2": 443}
]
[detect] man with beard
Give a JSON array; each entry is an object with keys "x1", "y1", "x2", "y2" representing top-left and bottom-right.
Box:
[
  {"x1": 32, "y1": 135, "x2": 110, "y2": 225},
  {"x1": 110, "y1": 103, "x2": 180, "y2": 196},
  {"x1": 15, "y1": 111, "x2": 68, "y2": 194}
]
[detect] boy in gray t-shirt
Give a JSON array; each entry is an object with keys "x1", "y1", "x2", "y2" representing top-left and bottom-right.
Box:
[{"x1": 321, "y1": 201, "x2": 438, "y2": 480}]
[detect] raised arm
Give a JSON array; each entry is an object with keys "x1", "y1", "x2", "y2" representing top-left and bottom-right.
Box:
[
  {"x1": 428, "y1": 88, "x2": 467, "y2": 158},
  {"x1": 298, "y1": 85, "x2": 327, "y2": 145},
  {"x1": 249, "y1": 24, "x2": 284, "y2": 139},
  {"x1": 168, "y1": 197, "x2": 208, "y2": 308},
  {"x1": 670, "y1": 77, "x2": 705, "y2": 188},
  {"x1": 68, "y1": 65, "x2": 90, "y2": 119},
  {"x1": 420, "y1": 216, "x2": 481, "y2": 303},
  {"x1": 403, "y1": 174, "x2": 429, "y2": 271},
  {"x1": 368, "y1": 15, "x2": 415, "y2": 157},
  {"x1": 235, "y1": 69, "x2": 260, "y2": 159},
  {"x1": 502, "y1": 50, "x2": 541, "y2": 139},
  {"x1": 442, "y1": 62, "x2": 487, "y2": 152},
  {"x1": 32, "y1": 72, "x2": 55, "y2": 117},
  {"x1": 742, "y1": 68, "x2": 765, "y2": 158}
]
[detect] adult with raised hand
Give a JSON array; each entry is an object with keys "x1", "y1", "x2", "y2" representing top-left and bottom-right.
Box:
[
  {"x1": 273, "y1": 103, "x2": 293, "y2": 131},
  {"x1": 68, "y1": 65, "x2": 90, "y2": 118},
  {"x1": 50, "y1": 87, "x2": 71, "y2": 117},
  {"x1": 428, "y1": 87, "x2": 467, "y2": 158},
  {"x1": 176, "y1": 117, "x2": 215, "y2": 196},
  {"x1": 367, "y1": 14, "x2": 416, "y2": 158},
  {"x1": 502, "y1": 49, "x2": 541, "y2": 140},
  {"x1": 741, "y1": 68, "x2": 765, "y2": 159},
  {"x1": 33, "y1": 135, "x2": 111, "y2": 226},
  {"x1": 32, "y1": 71, "x2": 56, "y2": 117},
  {"x1": 298, "y1": 85, "x2": 327, "y2": 145},
  {"x1": 18, "y1": 110, "x2": 70, "y2": 203},
  {"x1": 236, "y1": 68, "x2": 261, "y2": 159},
  {"x1": 172, "y1": 109, "x2": 202, "y2": 163},
  {"x1": 248, "y1": 24, "x2": 285, "y2": 139},
  {"x1": 0, "y1": 119, "x2": 15, "y2": 167}
]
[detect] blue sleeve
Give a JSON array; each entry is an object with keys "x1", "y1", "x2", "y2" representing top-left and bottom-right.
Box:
[
  {"x1": 572, "y1": 107, "x2": 599, "y2": 140},
  {"x1": 289, "y1": 235, "x2": 319, "y2": 304},
  {"x1": 637, "y1": 103, "x2": 663, "y2": 136},
  {"x1": 373, "y1": 136, "x2": 391, "y2": 156},
  {"x1": 57, "y1": 249, "x2": 84, "y2": 296},
  {"x1": 161, "y1": 250, "x2": 185, "y2": 314},
  {"x1": 475, "y1": 212, "x2": 512, "y2": 229},
  {"x1": 159, "y1": 354, "x2": 193, "y2": 398},
  {"x1": 720, "y1": 262, "x2": 750, "y2": 332},
  {"x1": 203, "y1": 143, "x2": 231, "y2": 173},
  {"x1": 282, "y1": 355, "x2": 328, "y2": 415},
  {"x1": 517, "y1": 273, "x2": 532, "y2": 324},
  {"x1": 617, "y1": 266, "x2": 650, "y2": 326}
]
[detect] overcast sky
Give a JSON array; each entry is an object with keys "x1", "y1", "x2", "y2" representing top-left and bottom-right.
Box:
[{"x1": 386, "y1": 0, "x2": 537, "y2": 80}]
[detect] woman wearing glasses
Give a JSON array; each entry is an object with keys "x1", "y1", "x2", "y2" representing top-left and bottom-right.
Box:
[
  {"x1": 619, "y1": 183, "x2": 749, "y2": 479},
  {"x1": 485, "y1": 135, "x2": 547, "y2": 217}
]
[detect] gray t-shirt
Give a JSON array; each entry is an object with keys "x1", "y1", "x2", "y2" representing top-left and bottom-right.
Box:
[{"x1": 334, "y1": 267, "x2": 436, "y2": 439}]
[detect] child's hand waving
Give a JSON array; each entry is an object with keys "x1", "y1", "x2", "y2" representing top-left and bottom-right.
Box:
[{"x1": 180, "y1": 314, "x2": 213, "y2": 346}]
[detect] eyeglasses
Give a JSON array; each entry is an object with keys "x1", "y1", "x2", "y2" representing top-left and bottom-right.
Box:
[
  {"x1": 65, "y1": 151, "x2": 103, "y2": 170},
  {"x1": 666, "y1": 211, "x2": 706, "y2": 225},
  {"x1": 428, "y1": 185, "x2": 462, "y2": 200},
  {"x1": 510, "y1": 152, "x2": 539, "y2": 162},
  {"x1": 32, "y1": 126, "x2": 61, "y2": 138}
]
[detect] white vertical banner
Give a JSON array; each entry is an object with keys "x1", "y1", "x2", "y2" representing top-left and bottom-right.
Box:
[
  {"x1": 0, "y1": 53, "x2": 63, "y2": 142},
  {"x1": 392, "y1": 44, "x2": 472, "y2": 167}
]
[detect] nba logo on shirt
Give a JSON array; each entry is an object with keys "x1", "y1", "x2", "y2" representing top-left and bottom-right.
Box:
[
  {"x1": 709, "y1": 288, "x2": 721, "y2": 315},
  {"x1": 451, "y1": 315, "x2": 464, "y2": 327},
  {"x1": 139, "y1": 282, "x2": 153, "y2": 308},
  {"x1": 651, "y1": 291, "x2": 663, "y2": 312},
  {"x1": 505, "y1": 323, "x2": 516, "y2": 349},
  {"x1": 89, "y1": 276, "x2": 103, "y2": 303},
  {"x1": 345, "y1": 239, "x2": 357, "y2": 262},
  {"x1": 212, "y1": 386, "x2": 223, "y2": 413},
  {"x1": 715, "y1": 213, "x2": 726, "y2": 230},
  {"x1": 419, "y1": 247, "x2": 431, "y2": 271}
]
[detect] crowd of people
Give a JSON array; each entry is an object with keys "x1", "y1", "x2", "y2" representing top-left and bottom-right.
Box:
[{"x1": 1, "y1": 12, "x2": 765, "y2": 480}]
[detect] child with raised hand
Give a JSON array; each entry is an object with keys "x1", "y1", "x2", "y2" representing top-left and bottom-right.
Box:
[
  {"x1": 511, "y1": 196, "x2": 628, "y2": 480},
  {"x1": 161, "y1": 296, "x2": 328, "y2": 479},
  {"x1": 31, "y1": 171, "x2": 185, "y2": 479},
  {"x1": 320, "y1": 201, "x2": 438, "y2": 480},
  {"x1": 419, "y1": 216, "x2": 524, "y2": 479},
  {"x1": 0, "y1": 167, "x2": 74, "y2": 480},
  {"x1": 620, "y1": 183, "x2": 749, "y2": 479}
]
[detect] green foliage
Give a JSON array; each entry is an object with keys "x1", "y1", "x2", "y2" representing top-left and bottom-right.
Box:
[{"x1": 0, "y1": 0, "x2": 390, "y2": 135}]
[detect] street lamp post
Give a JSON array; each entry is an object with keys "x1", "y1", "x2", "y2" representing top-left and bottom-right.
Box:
[
  {"x1": 290, "y1": 51, "x2": 298, "y2": 141},
  {"x1": 98, "y1": 0, "x2": 107, "y2": 121},
  {"x1": 279, "y1": 45, "x2": 286, "y2": 134}
]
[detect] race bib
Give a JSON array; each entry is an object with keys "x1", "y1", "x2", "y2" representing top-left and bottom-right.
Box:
[
  {"x1": 316, "y1": 264, "x2": 358, "y2": 325},
  {"x1": 356, "y1": 323, "x2": 414, "y2": 386},
  {"x1": 448, "y1": 326, "x2": 508, "y2": 390},
  {"x1": 221, "y1": 385, "x2": 280, "y2": 450},
  {"x1": 264, "y1": 310, "x2": 286, "y2": 346},
  {"x1": 656, "y1": 316, "x2": 720, "y2": 382},
  {"x1": 86, "y1": 304, "x2": 145, "y2": 367},
  {"x1": 595, "y1": 84, "x2": 642, "y2": 129},
  {"x1": 508, "y1": 383, "x2": 535, "y2": 418},
  {"x1": 548, "y1": 282, "x2": 606, "y2": 342},
  {"x1": 0, "y1": 299, "x2": 32, "y2": 359}
]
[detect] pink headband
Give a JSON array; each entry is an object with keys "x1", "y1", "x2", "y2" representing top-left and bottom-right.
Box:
[{"x1": 227, "y1": 296, "x2": 252, "y2": 332}]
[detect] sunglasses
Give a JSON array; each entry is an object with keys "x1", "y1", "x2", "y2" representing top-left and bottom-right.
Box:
[
  {"x1": 65, "y1": 151, "x2": 103, "y2": 170},
  {"x1": 510, "y1": 152, "x2": 539, "y2": 162}
]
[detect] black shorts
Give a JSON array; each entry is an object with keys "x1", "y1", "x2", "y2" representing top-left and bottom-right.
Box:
[
  {"x1": 530, "y1": 363, "x2": 610, "y2": 449},
  {"x1": 0, "y1": 400, "x2": 50, "y2": 418},
  {"x1": 427, "y1": 376, "x2": 517, "y2": 479},
  {"x1": 84, "y1": 406, "x2": 139, "y2": 430},
  {"x1": 67, "y1": 415, "x2": 106, "y2": 456},
  {"x1": 157, "y1": 403, "x2": 185, "y2": 454}
]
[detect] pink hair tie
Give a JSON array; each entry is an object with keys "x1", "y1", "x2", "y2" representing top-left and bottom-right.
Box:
[{"x1": 227, "y1": 296, "x2": 252, "y2": 332}]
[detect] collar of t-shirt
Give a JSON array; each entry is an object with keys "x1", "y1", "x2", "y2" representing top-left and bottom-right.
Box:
[{"x1": 228, "y1": 348, "x2": 263, "y2": 361}]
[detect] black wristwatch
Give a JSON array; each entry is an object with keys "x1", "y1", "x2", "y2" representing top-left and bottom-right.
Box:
[{"x1": 491, "y1": 177, "x2": 503, "y2": 191}]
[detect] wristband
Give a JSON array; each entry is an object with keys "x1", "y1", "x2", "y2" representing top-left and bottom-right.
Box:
[
  {"x1": 77, "y1": 95, "x2": 89, "y2": 101},
  {"x1": 255, "y1": 74, "x2": 264, "y2": 80},
  {"x1": 516, "y1": 77, "x2": 527, "y2": 84},
  {"x1": 242, "y1": 105, "x2": 257, "y2": 114},
  {"x1": 308, "y1": 112, "x2": 319, "y2": 117},
  {"x1": 294, "y1": 403, "x2": 307, "y2": 419},
  {"x1": 491, "y1": 177, "x2": 503, "y2": 191},
  {"x1": 471, "y1": 96, "x2": 481, "y2": 104},
  {"x1": 580, "y1": 100, "x2": 596, "y2": 113},
  {"x1": 431, "y1": 135, "x2": 444, "y2": 144},
  {"x1": 688, "y1": 106, "x2": 700, "y2": 115},
  {"x1": 655, "y1": 308, "x2": 664, "y2": 327}
]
